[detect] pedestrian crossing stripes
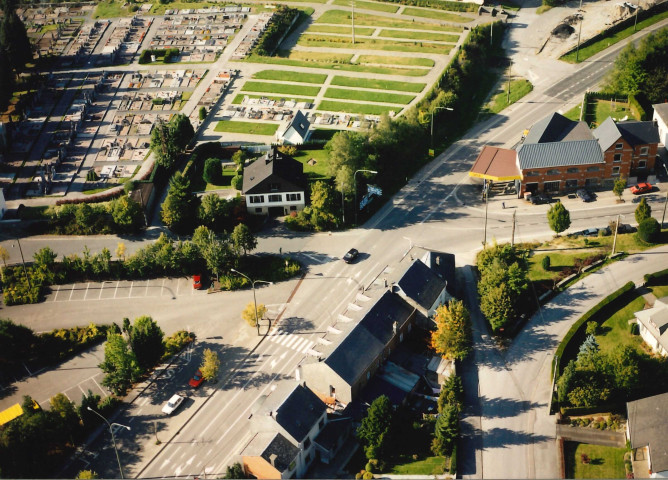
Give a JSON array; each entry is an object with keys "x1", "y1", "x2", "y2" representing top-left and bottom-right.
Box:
[{"x1": 269, "y1": 330, "x2": 315, "y2": 353}]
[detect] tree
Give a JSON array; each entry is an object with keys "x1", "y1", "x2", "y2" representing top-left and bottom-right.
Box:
[
  {"x1": 612, "y1": 176, "x2": 626, "y2": 200},
  {"x1": 203, "y1": 157, "x2": 222, "y2": 185},
  {"x1": 637, "y1": 217, "x2": 660, "y2": 243},
  {"x1": 479, "y1": 282, "x2": 514, "y2": 332},
  {"x1": 0, "y1": 1, "x2": 32, "y2": 74},
  {"x1": 0, "y1": 46, "x2": 14, "y2": 111},
  {"x1": 151, "y1": 120, "x2": 180, "y2": 171},
  {"x1": 198, "y1": 193, "x2": 229, "y2": 231},
  {"x1": 75, "y1": 203, "x2": 94, "y2": 234},
  {"x1": 438, "y1": 374, "x2": 464, "y2": 412},
  {"x1": 129, "y1": 316, "x2": 165, "y2": 370},
  {"x1": 0, "y1": 244, "x2": 8, "y2": 275},
  {"x1": 116, "y1": 242, "x2": 126, "y2": 261},
  {"x1": 200, "y1": 348, "x2": 220, "y2": 381},
  {"x1": 430, "y1": 300, "x2": 472, "y2": 361},
  {"x1": 224, "y1": 463, "x2": 246, "y2": 479},
  {"x1": 76, "y1": 470, "x2": 99, "y2": 479},
  {"x1": 50, "y1": 393, "x2": 79, "y2": 441},
  {"x1": 111, "y1": 196, "x2": 144, "y2": 232},
  {"x1": 585, "y1": 320, "x2": 598, "y2": 336},
  {"x1": 431, "y1": 402, "x2": 459, "y2": 456},
  {"x1": 356, "y1": 395, "x2": 393, "y2": 462},
  {"x1": 230, "y1": 174, "x2": 243, "y2": 191},
  {"x1": 325, "y1": 131, "x2": 369, "y2": 194},
  {"x1": 308, "y1": 181, "x2": 338, "y2": 231},
  {"x1": 610, "y1": 346, "x2": 640, "y2": 396},
  {"x1": 169, "y1": 113, "x2": 194, "y2": 150},
  {"x1": 99, "y1": 333, "x2": 143, "y2": 395},
  {"x1": 161, "y1": 172, "x2": 198, "y2": 233},
  {"x1": 547, "y1": 201, "x2": 571, "y2": 236},
  {"x1": 230, "y1": 223, "x2": 257, "y2": 257},
  {"x1": 241, "y1": 301, "x2": 267, "y2": 327},
  {"x1": 635, "y1": 197, "x2": 652, "y2": 224},
  {"x1": 199, "y1": 106, "x2": 207, "y2": 122},
  {"x1": 232, "y1": 149, "x2": 247, "y2": 171}
]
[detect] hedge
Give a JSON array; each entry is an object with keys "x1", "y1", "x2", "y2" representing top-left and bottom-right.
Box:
[
  {"x1": 559, "y1": 402, "x2": 626, "y2": 417},
  {"x1": 382, "y1": 0, "x2": 479, "y2": 12},
  {"x1": 644, "y1": 268, "x2": 668, "y2": 285},
  {"x1": 628, "y1": 94, "x2": 647, "y2": 121},
  {"x1": 449, "y1": 443, "x2": 457, "y2": 474},
  {"x1": 552, "y1": 281, "x2": 635, "y2": 378}
]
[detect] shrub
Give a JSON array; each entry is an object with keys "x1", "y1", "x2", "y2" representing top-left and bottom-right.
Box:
[
  {"x1": 637, "y1": 217, "x2": 660, "y2": 243},
  {"x1": 98, "y1": 395, "x2": 122, "y2": 417},
  {"x1": 362, "y1": 472, "x2": 374, "y2": 480},
  {"x1": 542, "y1": 256, "x2": 551, "y2": 270},
  {"x1": 630, "y1": 322, "x2": 639, "y2": 335},
  {"x1": 203, "y1": 157, "x2": 223, "y2": 185},
  {"x1": 231, "y1": 174, "x2": 243, "y2": 191},
  {"x1": 163, "y1": 330, "x2": 195, "y2": 358}
]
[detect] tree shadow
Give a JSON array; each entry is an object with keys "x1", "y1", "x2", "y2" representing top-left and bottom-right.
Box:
[
  {"x1": 482, "y1": 427, "x2": 551, "y2": 449},
  {"x1": 478, "y1": 396, "x2": 546, "y2": 418},
  {"x1": 275, "y1": 316, "x2": 315, "y2": 334}
]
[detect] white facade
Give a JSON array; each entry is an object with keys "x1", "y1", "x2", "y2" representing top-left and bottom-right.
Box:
[
  {"x1": 653, "y1": 104, "x2": 668, "y2": 151},
  {"x1": 246, "y1": 191, "x2": 305, "y2": 215},
  {"x1": 637, "y1": 319, "x2": 668, "y2": 357},
  {"x1": 278, "y1": 126, "x2": 310, "y2": 145},
  {"x1": 0, "y1": 188, "x2": 5, "y2": 219},
  {"x1": 294, "y1": 411, "x2": 326, "y2": 478}
]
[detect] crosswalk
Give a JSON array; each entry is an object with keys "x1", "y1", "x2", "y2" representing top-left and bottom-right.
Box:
[{"x1": 268, "y1": 329, "x2": 315, "y2": 353}]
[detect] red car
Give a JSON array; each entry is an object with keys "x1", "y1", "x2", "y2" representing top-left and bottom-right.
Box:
[
  {"x1": 193, "y1": 274, "x2": 202, "y2": 290},
  {"x1": 188, "y1": 369, "x2": 204, "y2": 388},
  {"x1": 630, "y1": 183, "x2": 652, "y2": 194}
]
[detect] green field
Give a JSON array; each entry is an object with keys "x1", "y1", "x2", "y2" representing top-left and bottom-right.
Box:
[
  {"x1": 315, "y1": 9, "x2": 447, "y2": 29},
  {"x1": 324, "y1": 87, "x2": 415, "y2": 104},
  {"x1": 150, "y1": 1, "x2": 217, "y2": 15},
  {"x1": 93, "y1": 0, "x2": 136, "y2": 18},
  {"x1": 231, "y1": 94, "x2": 315, "y2": 105},
  {"x1": 564, "y1": 443, "x2": 626, "y2": 479},
  {"x1": 379, "y1": 29, "x2": 460, "y2": 42},
  {"x1": 214, "y1": 121, "x2": 279, "y2": 135},
  {"x1": 390, "y1": 456, "x2": 449, "y2": 475},
  {"x1": 401, "y1": 7, "x2": 473, "y2": 22},
  {"x1": 594, "y1": 293, "x2": 645, "y2": 356},
  {"x1": 307, "y1": 25, "x2": 376, "y2": 35},
  {"x1": 298, "y1": 34, "x2": 454, "y2": 53},
  {"x1": 292, "y1": 148, "x2": 331, "y2": 179},
  {"x1": 357, "y1": 54, "x2": 434, "y2": 67},
  {"x1": 331, "y1": 76, "x2": 425, "y2": 92},
  {"x1": 332, "y1": 0, "x2": 399, "y2": 12},
  {"x1": 317, "y1": 100, "x2": 401, "y2": 115},
  {"x1": 39, "y1": 24, "x2": 59, "y2": 33},
  {"x1": 483, "y1": 78, "x2": 533, "y2": 114},
  {"x1": 252, "y1": 70, "x2": 328, "y2": 84},
  {"x1": 241, "y1": 81, "x2": 321, "y2": 96}
]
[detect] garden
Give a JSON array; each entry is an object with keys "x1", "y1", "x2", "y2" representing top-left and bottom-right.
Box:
[{"x1": 564, "y1": 442, "x2": 627, "y2": 479}]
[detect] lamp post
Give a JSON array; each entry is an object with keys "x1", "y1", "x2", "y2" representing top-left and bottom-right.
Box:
[
  {"x1": 341, "y1": 182, "x2": 346, "y2": 226},
  {"x1": 354, "y1": 169, "x2": 378, "y2": 226},
  {"x1": 12, "y1": 237, "x2": 31, "y2": 290},
  {"x1": 86, "y1": 407, "x2": 130, "y2": 479},
  {"x1": 430, "y1": 106, "x2": 453, "y2": 150},
  {"x1": 230, "y1": 268, "x2": 272, "y2": 336}
]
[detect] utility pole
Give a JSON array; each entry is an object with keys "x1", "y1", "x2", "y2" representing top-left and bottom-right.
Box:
[
  {"x1": 575, "y1": 15, "x2": 583, "y2": 62},
  {"x1": 506, "y1": 58, "x2": 512, "y2": 104},
  {"x1": 634, "y1": 4, "x2": 639, "y2": 31},
  {"x1": 490, "y1": 21, "x2": 493, "y2": 46},
  {"x1": 341, "y1": 182, "x2": 346, "y2": 225},
  {"x1": 483, "y1": 183, "x2": 489, "y2": 247},
  {"x1": 511, "y1": 209, "x2": 516, "y2": 246},
  {"x1": 611, "y1": 214, "x2": 620, "y2": 256}
]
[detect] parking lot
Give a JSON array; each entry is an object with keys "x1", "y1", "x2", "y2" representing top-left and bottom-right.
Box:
[{"x1": 49, "y1": 277, "x2": 209, "y2": 303}]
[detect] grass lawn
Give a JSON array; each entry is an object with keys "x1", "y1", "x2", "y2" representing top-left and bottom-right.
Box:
[
  {"x1": 252, "y1": 70, "x2": 327, "y2": 84},
  {"x1": 315, "y1": 9, "x2": 447, "y2": 29},
  {"x1": 593, "y1": 292, "x2": 646, "y2": 355},
  {"x1": 40, "y1": 24, "x2": 59, "y2": 33},
  {"x1": 379, "y1": 29, "x2": 460, "y2": 42},
  {"x1": 318, "y1": 100, "x2": 400, "y2": 115},
  {"x1": 389, "y1": 456, "x2": 449, "y2": 475},
  {"x1": 331, "y1": 76, "x2": 425, "y2": 92},
  {"x1": 528, "y1": 249, "x2": 605, "y2": 282},
  {"x1": 332, "y1": 0, "x2": 399, "y2": 12},
  {"x1": 181, "y1": 91, "x2": 193, "y2": 101},
  {"x1": 214, "y1": 120, "x2": 279, "y2": 135},
  {"x1": 93, "y1": 0, "x2": 135, "y2": 18},
  {"x1": 563, "y1": 104, "x2": 582, "y2": 121},
  {"x1": 231, "y1": 93, "x2": 315, "y2": 105},
  {"x1": 584, "y1": 99, "x2": 637, "y2": 127},
  {"x1": 307, "y1": 25, "x2": 376, "y2": 35},
  {"x1": 241, "y1": 81, "x2": 321, "y2": 96},
  {"x1": 357, "y1": 54, "x2": 434, "y2": 67},
  {"x1": 18, "y1": 205, "x2": 50, "y2": 220},
  {"x1": 401, "y1": 6, "x2": 473, "y2": 22},
  {"x1": 560, "y1": 9, "x2": 668, "y2": 63},
  {"x1": 309, "y1": 129, "x2": 338, "y2": 142},
  {"x1": 483, "y1": 78, "x2": 533, "y2": 115},
  {"x1": 292, "y1": 148, "x2": 331, "y2": 180},
  {"x1": 324, "y1": 87, "x2": 415, "y2": 104},
  {"x1": 650, "y1": 284, "x2": 668, "y2": 298},
  {"x1": 150, "y1": 1, "x2": 216, "y2": 15},
  {"x1": 564, "y1": 442, "x2": 626, "y2": 479},
  {"x1": 298, "y1": 34, "x2": 455, "y2": 54},
  {"x1": 83, "y1": 186, "x2": 115, "y2": 195}
]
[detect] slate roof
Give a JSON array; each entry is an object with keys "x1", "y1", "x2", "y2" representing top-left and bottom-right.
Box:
[
  {"x1": 422, "y1": 251, "x2": 456, "y2": 296},
  {"x1": 275, "y1": 384, "x2": 326, "y2": 443},
  {"x1": 314, "y1": 417, "x2": 352, "y2": 451},
  {"x1": 358, "y1": 291, "x2": 416, "y2": 344},
  {"x1": 283, "y1": 110, "x2": 310, "y2": 142},
  {"x1": 627, "y1": 391, "x2": 668, "y2": 473},
  {"x1": 242, "y1": 431, "x2": 299, "y2": 473},
  {"x1": 397, "y1": 259, "x2": 447, "y2": 310},
  {"x1": 517, "y1": 139, "x2": 604, "y2": 170},
  {"x1": 524, "y1": 112, "x2": 594, "y2": 144},
  {"x1": 593, "y1": 116, "x2": 622, "y2": 152},
  {"x1": 242, "y1": 146, "x2": 306, "y2": 194},
  {"x1": 652, "y1": 103, "x2": 668, "y2": 124},
  {"x1": 594, "y1": 117, "x2": 660, "y2": 151}
]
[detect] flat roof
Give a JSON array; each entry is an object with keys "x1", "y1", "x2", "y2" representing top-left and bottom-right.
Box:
[{"x1": 469, "y1": 146, "x2": 521, "y2": 181}]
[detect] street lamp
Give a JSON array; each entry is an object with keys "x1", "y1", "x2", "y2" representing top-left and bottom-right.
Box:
[
  {"x1": 430, "y1": 106, "x2": 453, "y2": 150},
  {"x1": 12, "y1": 237, "x2": 31, "y2": 290},
  {"x1": 230, "y1": 268, "x2": 273, "y2": 336},
  {"x1": 354, "y1": 169, "x2": 378, "y2": 226},
  {"x1": 341, "y1": 182, "x2": 346, "y2": 226},
  {"x1": 86, "y1": 407, "x2": 131, "y2": 479}
]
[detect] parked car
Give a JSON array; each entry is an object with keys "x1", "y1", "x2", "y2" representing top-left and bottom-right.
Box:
[
  {"x1": 529, "y1": 193, "x2": 550, "y2": 205},
  {"x1": 193, "y1": 275, "x2": 202, "y2": 290},
  {"x1": 188, "y1": 369, "x2": 204, "y2": 388},
  {"x1": 576, "y1": 189, "x2": 593, "y2": 202},
  {"x1": 630, "y1": 183, "x2": 652, "y2": 194},
  {"x1": 604, "y1": 223, "x2": 637, "y2": 235},
  {"x1": 570, "y1": 227, "x2": 601, "y2": 237},
  {"x1": 343, "y1": 248, "x2": 359, "y2": 264},
  {"x1": 162, "y1": 394, "x2": 184, "y2": 415}
]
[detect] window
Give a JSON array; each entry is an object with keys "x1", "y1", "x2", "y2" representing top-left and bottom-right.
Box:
[
  {"x1": 613, "y1": 154, "x2": 622, "y2": 162},
  {"x1": 544, "y1": 180, "x2": 560, "y2": 192},
  {"x1": 304, "y1": 437, "x2": 311, "y2": 449},
  {"x1": 268, "y1": 194, "x2": 282, "y2": 202},
  {"x1": 585, "y1": 178, "x2": 599, "y2": 187},
  {"x1": 249, "y1": 195, "x2": 264, "y2": 204},
  {"x1": 366, "y1": 371, "x2": 371, "y2": 380},
  {"x1": 638, "y1": 160, "x2": 647, "y2": 169},
  {"x1": 565, "y1": 179, "x2": 578, "y2": 188},
  {"x1": 290, "y1": 205, "x2": 297, "y2": 211},
  {"x1": 288, "y1": 461, "x2": 296, "y2": 472},
  {"x1": 286, "y1": 193, "x2": 301, "y2": 201},
  {"x1": 612, "y1": 166, "x2": 620, "y2": 176},
  {"x1": 567, "y1": 168, "x2": 579, "y2": 174},
  {"x1": 525, "y1": 171, "x2": 539, "y2": 177},
  {"x1": 255, "y1": 207, "x2": 262, "y2": 213},
  {"x1": 640, "y1": 146, "x2": 649, "y2": 155},
  {"x1": 586, "y1": 166, "x2": 600, "y2": 172},
  {"x1": 269, "y1": 182, "x2": 281, "y2": 192},
  {"x1": 546, "y1": 169, "x2": 560, "y2": 175},
  {"x1": 615, "y1": 143, "x2": 623, "y2": 150}
]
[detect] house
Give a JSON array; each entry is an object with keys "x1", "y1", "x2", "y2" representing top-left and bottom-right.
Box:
[
  {"x1": 0, "y1": 188, "x2": 5, "y2": 219},
  {"x1": 300, "y1": 290, "x2": 417, "y2": 405},
  {"x1": 242, "y1": 146, "x2": 307, "y2": 216},
  {"x1": 391, "y1": 258, "x2": 448, "y2": 320},
  {"x1": 594, "y1": 116, "x2": 659, "y2": 177},
  {"x1": 276, "y1": 110, "x2": 311, "y2": 145},
  {"x1": 626, "y1": 391, "x2": 668, "y2": 478},
  {"x1": 634, "y1": 296, "x2": 668, "y2": 357},
  {"x1": 653, "y1": 103, "x2": 668, "y2": 152},
  {"x1": 241, "y1": 383, "x2": 327, "y2": 478},
  {"x1": 421, "y1": 251, "x2": 457, "y2": 298}
]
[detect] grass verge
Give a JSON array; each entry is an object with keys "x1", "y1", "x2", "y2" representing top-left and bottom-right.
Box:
[
  {"x1": 331, "y1": 76, "x2": 425, "y2": 92},
  {"x1": 324, "y1": 87, "x2": 415, "y2": 104},
  {"x1": 379, "y1": 29, "x2": 460, "y2": 42},
  {"x1": 563, "y1": 442, "x2": 626, "y2": 479},
  {"x1": 241, "y1": 81, "x2": 321, "y2": 96},
  {"x1": 252, "y1": 70, "x2": 328, "y2": 84},
  {"x1": 317, "y1": 100, "x2": 400, "y2": 114},
  {"x1": 307, "y1": 25, "x2": 376, "y2": 35},
  {"x1": 594, "y1": 292, "x2": 645, "y2": 355},
  {"x1": 401, "y1": 6, "x2": 473, "y2": 22},
  {"x1": 482, "y1": 78, "x2": 533, "y2": 115},
  {"x1": 389, "y1": 456, "x2": 449, "y2": 475},
  {"x1": 214, "y1": 121, "x2": 279, "y2": 135},
  {"x1": 357, "y1": 54, "x2": 434, "y2": 67},
  {"x1": 315, "y1": 9, "x2": 448, "y2": 29},
  {"x1": 332, "y1": 0, "x2": 399, "y2": 12}
]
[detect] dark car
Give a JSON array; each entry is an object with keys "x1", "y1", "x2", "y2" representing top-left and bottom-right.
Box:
[
  {"x1": 605, "y1": 223, "x2": 637, "y2": 235},
  {"x1": 343, "y1": 248, "x2": 359, "y2": 264},
  {"x1": 576, "y1": 189, "x2": 593, "y2": 202},
  {"x1": 188, "y1": 369, "x2": 204, "y2": 388},
  {"x1": 529, "y1": 193, "x2": 550, "y2": 205},
  {"x1": 630, "y1": 183, "x2": 652, "y2": 194}
]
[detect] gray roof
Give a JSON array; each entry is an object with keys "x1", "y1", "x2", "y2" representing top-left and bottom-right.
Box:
[
  {"x1": 242, "y1": 432, "x2": 299, "y2": 473},
  {"x1": 275, "y1": 384, "x2": 326, "y2": 443},
  {"x1": 315, "y1": 417, "x2": 352, "y2": 451},
  {"x1": 524, "y1": 112, "x2": 593, "y2": 144},
  {"x1": 517, "y1": 139, "x2": 604, "y2": 170},
  {"x1": 595, "y1": 117, "x2": 660, "y2": 151},
  {"x1": 283, "y1": 110, "x2": 310, "y2": 141},
  {"x1": 359, "y1": 291, "x2": 416, "y2": 344},
  {"x1": 397, "y1": 259, "x2": 447, "y2": 310},
  {"x1": 635, "y1": 296, "x2": 668, "y2": 353},
  {"x1": 627, "y1": 392, "x2": 668, "y2": 473},
  {"x1": 593, "y1": 116, "x2": 622, "y2": 152},
  {"x1": 653, "y1": 103, "x2": 668, "y2": 123},
  {"x1": 242, "y1": 146, "x2": 306, "y2": 195}
]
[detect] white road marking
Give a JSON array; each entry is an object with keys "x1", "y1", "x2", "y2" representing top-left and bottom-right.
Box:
[
  {"x1": 114, "y1": 281, "x2": 119, "y2": 298},
  {"x1": 84, "y1": 282, "x2": 91, "y2": 300},
  {"x1": 69, "y1": 284, "x2": 76, "y2": 301},
  {"x1": 284, "y1": 335, "x2": 298, "y2": 348},
  {"x1": 145, "y1": 279, "x2": 150, "y2": 296},
  {"x1": 53, "y1": 285, "x2": 61, "y2": 302},
  {"x1": 161, "y1": 278, "x2": 166, "y2": 296},
  {"x1": 129, "y1": 281, "x2": 134, "y2": 297},
  {"x1": 301, "y1": 341, "x2": 315, "y2": 353}
]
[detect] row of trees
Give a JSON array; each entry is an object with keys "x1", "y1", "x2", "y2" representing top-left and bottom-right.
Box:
[
  {"x1": 431, "y1": 375, "x2": 463, "y2": 458},
  {"x1": 40, "y1": 196, "x2": 144, "y2": 235},
  {"x1": 252, "y1": 5, "x2": 299, "y2": 56},
  {"x1": 0, "y1": 0, "x2": 32, "y2": 111},
  {"x1": 150, "y1": 114, "x2": 195, "y2": 171}
]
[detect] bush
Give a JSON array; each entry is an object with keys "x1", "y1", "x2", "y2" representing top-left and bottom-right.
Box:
[
  {"x1": 203, "y1": 157, "x2": 223, "y2": 185},
  {"x1": 163, "y1": 330, "x2": 195, "y2": 358},
  {"x1": 231, "y1": 174, "x2": 243, "y2": 191},
  {"x1": 637, "y1": 217, "x2": 660, "y2": 243},
  {"x1": 98, "y1": 395, "x2": 122, "y2": 417},
  {"x1": 542, "y1": 256, "x2": 551, "y2": 270},
  {"x1": 362, "y1": 472, "x2": 374, "y2": 480},
  {"x1": 630, "y1": 322, "x2": 639, "y2": 335}
]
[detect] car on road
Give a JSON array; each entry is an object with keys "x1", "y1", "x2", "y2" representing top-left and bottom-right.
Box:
[
  {"x1": 576, "y1": 189, "x2": 593, "y2": 202},
  {"x1": 188, "y1": 369, "x2": 204, "y2": 388},
  {"x1": 343, "y1": 248, "x2": 359, "y2": 264},
  {"x1": 162, "y1": 394, "x2": 184, "y2": 415},
  {"x1": 193, "y1": 275, "x2": 202, "y2": 290},
  {"x1": 630, "y1": 183, "x2": 652, "y2": 194}
]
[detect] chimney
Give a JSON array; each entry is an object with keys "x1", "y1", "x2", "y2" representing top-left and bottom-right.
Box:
[
  {"x1": 295, "y1": 365, "x2": 302, "y2": 382},
  {"x1": 269, "y1": 453, "x2": 278, "y2": 467},
  {"x1": 393, "y1": 321, "x2": 398, "y2": 334}
]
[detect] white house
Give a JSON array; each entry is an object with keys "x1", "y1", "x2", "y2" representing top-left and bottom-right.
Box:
[
  {"x1": 0, "y1": 188, "x2": 5, "y2": 219},
  {"x1": 634, "y1": 296, "x2": 668, "y2": 357},
  {"x1": 242, "y1": 146, "x2": 307, "y2": 216},
  {"x1": 276, "y1": 110, "x2": 311, "y2": 145},
  {"x1": 653, "y1": 103, "x2": 668, "y2": 153}
]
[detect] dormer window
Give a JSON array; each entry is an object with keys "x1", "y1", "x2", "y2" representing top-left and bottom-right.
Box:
[
  {"x1": 615, "y1": 143, "x2": 623, "y2": 150},
  {"x1": 269, "y1": 182, "x2": 280, "y2": 192}
]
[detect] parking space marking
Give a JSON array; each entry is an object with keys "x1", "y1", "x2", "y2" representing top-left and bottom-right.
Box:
[
  {"x1": 84, "y1": 282, "x2": 91, "y2": 300},
  {"x1": 114, "y1": 281, "x2": 120, "y2": 298},
  {"x1": 161, "y1": 278, "x2": 166, "y2": 297},
  {"x1": 92, "y1": 377, "x2": 107, "y2": 397},
  {"x1": 129, "y1": 281, "x2": 134, "y2": 297},
  {"x1": 69, "y1": 284, "x2": 76, "y2": 301},
  {"x1": 145, "y1": 279, "x2": 150, "y2": 296},
  {"x1": 53, "y1": 285, "x2": 61, "y2": 302},
  {"x1": 176, "y1": 278, "x2": 181, "y2": 296}
]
